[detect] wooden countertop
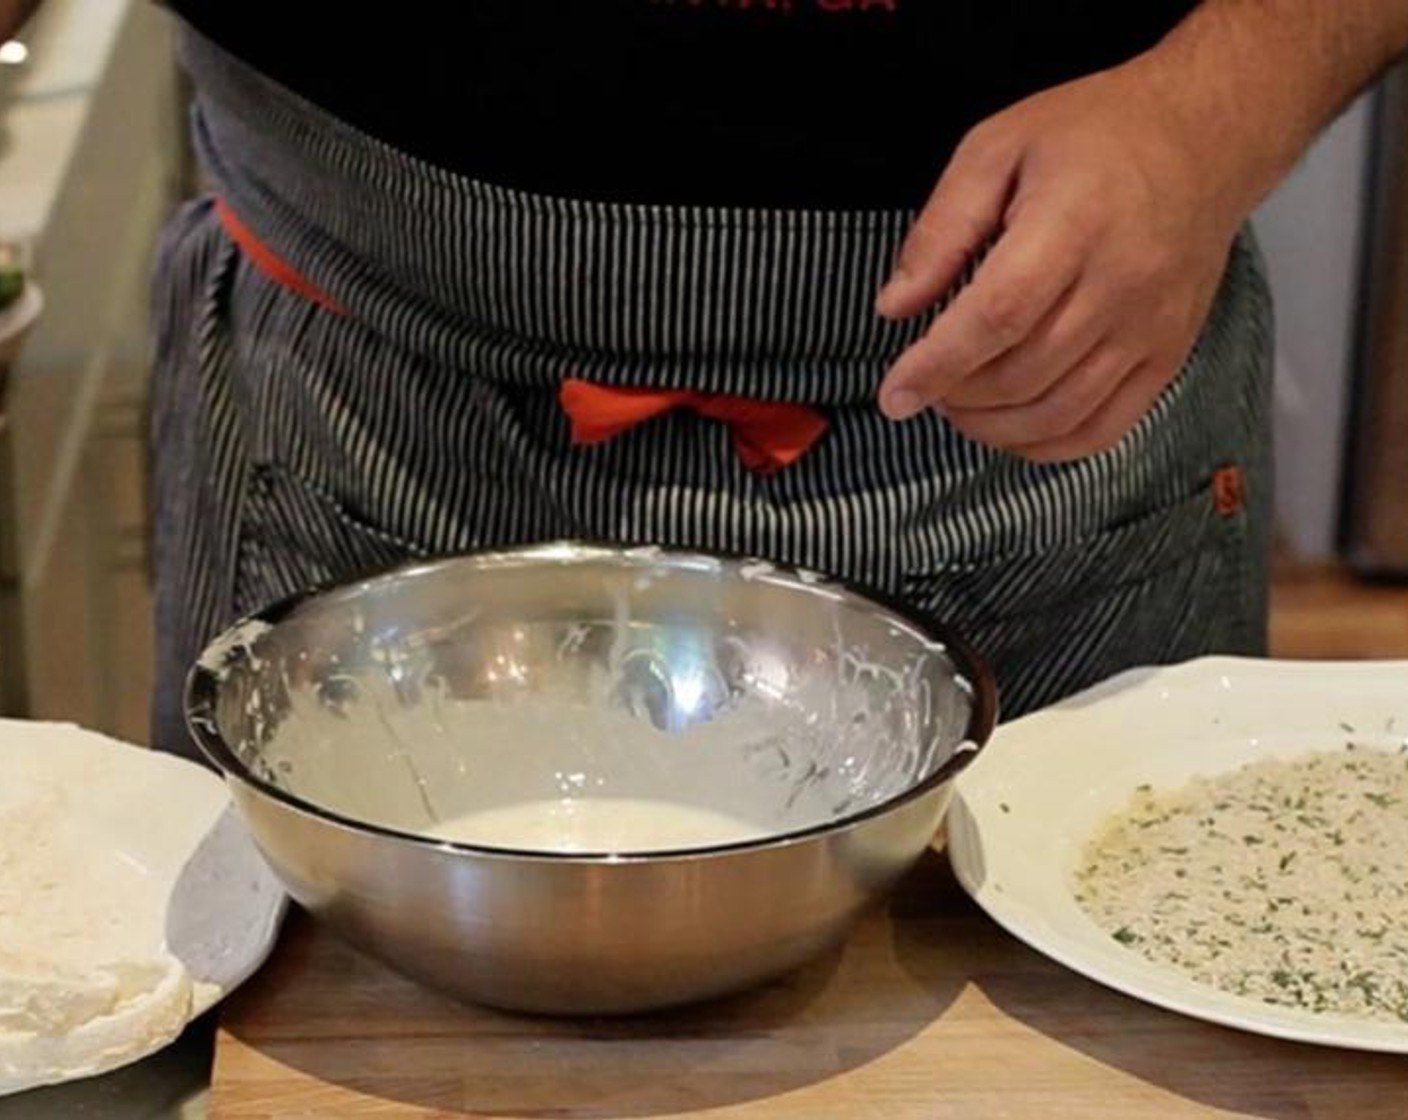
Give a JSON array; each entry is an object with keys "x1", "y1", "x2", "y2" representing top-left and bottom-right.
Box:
[{"x1": 210, "y1": 849, "x2": 1408, "y2": 1119}]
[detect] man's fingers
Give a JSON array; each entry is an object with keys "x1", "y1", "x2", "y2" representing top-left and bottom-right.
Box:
[
  {"x1": 878, "y1": 218, "x2": 1086, "y2": 419},
  {"x1": 941, "y1": 284, "x2": 1106, "y2": 411},
  {"x1": 943, "y1": 344, "x2": 1134, "y2": 449},
  {"x1": 875, "y1": 133, "x2": 1016, "y2": 321},
  {"x1": 1012, "y1": 360, "x2": 1174, "y2": 462}
]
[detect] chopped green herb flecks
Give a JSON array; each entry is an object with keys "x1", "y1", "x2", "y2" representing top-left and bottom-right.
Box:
[{"x1": 1073, "y1": 748, "x2": 1408, "y2": 1024}]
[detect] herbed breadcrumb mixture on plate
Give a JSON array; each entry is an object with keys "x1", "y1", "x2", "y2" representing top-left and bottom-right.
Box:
[{"x1": 1075, "y1": 746, "x2": 1408, "y2": 1023}]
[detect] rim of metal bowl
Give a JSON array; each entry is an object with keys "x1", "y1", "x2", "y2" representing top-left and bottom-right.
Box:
[{"x1": 184, "y1": 540, "x2": 999, "y2": 864}]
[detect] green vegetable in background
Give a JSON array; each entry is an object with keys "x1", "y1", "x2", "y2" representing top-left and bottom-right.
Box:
[{"x1": 0, "y1": 262, "x2": 23, "y2": 313}]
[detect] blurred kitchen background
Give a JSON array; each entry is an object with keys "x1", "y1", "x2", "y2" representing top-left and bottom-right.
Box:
[{"x1": 0, "y1": 1, "x2": 1404, "y2": 746}]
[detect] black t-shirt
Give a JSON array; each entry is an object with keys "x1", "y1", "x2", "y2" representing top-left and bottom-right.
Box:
[{"x1": 166, "y1": 1, "x2": 1197, "y2": 209}]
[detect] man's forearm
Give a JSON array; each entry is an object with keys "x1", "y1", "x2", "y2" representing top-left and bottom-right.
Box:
[
  {"x1": 1133, "y1": 1, "x2": 1408, "y2": 223},
  {"x1": 0, "y1": 0, "x2": 41, "y2": 41}
]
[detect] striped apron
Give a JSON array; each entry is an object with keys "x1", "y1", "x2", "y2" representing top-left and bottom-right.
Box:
[{"x1": 149, "y1": 24, "x2": 1274, "y2": 759}]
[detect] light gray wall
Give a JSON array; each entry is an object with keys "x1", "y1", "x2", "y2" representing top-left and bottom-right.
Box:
[{"x1": 1254, "y1": 93, "x2": 1376, "y2": 559}]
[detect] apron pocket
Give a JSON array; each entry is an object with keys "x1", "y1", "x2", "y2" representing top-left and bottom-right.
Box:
[
  {"x1": 234, "y1": 463, "x2": 427, "y2": 617},
  {"x1": 902, "y1": 473, "x2": 1259, "y2": 718}
]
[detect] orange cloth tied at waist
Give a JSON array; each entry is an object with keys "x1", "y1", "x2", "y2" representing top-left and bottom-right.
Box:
[
  {"x1": 215, "y1": 197, "x2": 825, "y2": 473},
  {"x1": 559, "y1": 379, "x2": 828, "y2": 474},
  {"x1": 215, "y1": 198, "x2": 345, "y2": 314}
]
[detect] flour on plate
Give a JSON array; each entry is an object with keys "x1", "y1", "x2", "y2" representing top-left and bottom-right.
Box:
[{"x1": 0, "y1": 779, "x2": 193, "y2": 1095}]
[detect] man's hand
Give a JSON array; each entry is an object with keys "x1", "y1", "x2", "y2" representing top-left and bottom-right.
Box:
[
  {"x1": 876, "y1": 0, "x2": 1408, "y2": 463},
  {"x1": 874, "y1": 64, "x2": 1238, "y2": 463}
]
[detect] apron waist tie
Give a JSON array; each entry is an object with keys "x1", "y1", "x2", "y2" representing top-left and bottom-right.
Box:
[
  {"x1": 215, "y1": 198, "x2": 346, "y2": 314},
  {"x1": 560, "y1": 379, "x2": 828, "y2": 474},
  {"x1": 217, "y1": 197, "x2": 829, "y2": 474}
]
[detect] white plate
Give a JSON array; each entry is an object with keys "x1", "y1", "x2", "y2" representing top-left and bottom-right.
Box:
[
  {"x1": 0, "y1": 720, "x2": 285, "y2": 1089},
  {"x1": 948, "y1": 656, "x2": 1408, "y2": 1053}
]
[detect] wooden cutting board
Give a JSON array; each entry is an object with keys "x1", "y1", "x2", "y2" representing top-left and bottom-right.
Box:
[{"x1": 210, "y1": 850, "x2": 1408, "y2": 1119}]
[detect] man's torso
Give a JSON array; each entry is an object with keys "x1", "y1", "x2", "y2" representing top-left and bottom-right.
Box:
[{"x1": 165, "y1": 0, "x2": 1197, "y2": 208}]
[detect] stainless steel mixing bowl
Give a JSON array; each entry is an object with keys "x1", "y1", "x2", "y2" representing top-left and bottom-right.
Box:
[{"x1": 187, "y1": 542, "x2": 996, "y2": 1015}]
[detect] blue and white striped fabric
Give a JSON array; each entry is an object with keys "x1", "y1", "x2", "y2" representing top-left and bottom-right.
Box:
[{"x1": 150, "y1": 24, "x2": 1273, "y2": 758}]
